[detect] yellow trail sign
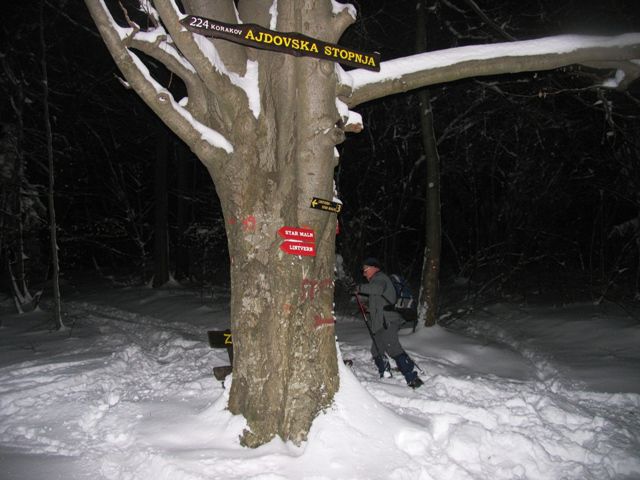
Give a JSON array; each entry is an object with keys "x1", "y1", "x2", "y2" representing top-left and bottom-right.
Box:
[
  {"x1": 310, "y1": 197, "x2": 342, "y2": 214},
  {"x1": 181, "y1": 15, "x2": 381, "y2": 72}
]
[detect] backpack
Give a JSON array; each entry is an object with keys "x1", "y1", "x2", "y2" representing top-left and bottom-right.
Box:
[{"x1": 383, "y1": 274, "x2": 418, "y2": 324}]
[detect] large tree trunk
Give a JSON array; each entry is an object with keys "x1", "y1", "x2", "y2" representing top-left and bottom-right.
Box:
[
  {"x1": 199, "y1": 5, "x2": 343, "y2": 447},
  {"x1": 225, "y1": 63, "x2": 340, "y2": 447},
  {"x1": 84, "y1": 0, "x2": 347, "y2": 447}
]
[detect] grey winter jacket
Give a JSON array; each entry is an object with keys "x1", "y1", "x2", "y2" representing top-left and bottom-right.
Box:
[{"x1": 358, "y1": 271, "x2": 402, "y2": 332}]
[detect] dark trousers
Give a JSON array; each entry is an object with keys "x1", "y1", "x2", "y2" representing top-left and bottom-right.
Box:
[
  {"x1": 371, "y1": 321, "x2": 418, "y2": 383},
  {"x1": 370, "y1": 320, "x2": 404, "y2": 358}
]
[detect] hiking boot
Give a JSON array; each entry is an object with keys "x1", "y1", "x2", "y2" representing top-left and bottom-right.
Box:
[{"x1": 408, "y1": 377, "x2": 423, "y2": 389}]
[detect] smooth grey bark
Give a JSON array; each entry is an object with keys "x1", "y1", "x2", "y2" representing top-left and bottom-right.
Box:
[{"x1": 345, "y1": 42, "x2": 640, "y2": 108}]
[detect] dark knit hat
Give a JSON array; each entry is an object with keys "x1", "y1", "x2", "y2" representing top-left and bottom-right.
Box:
[{"x1": 362, "y1": 257, "x2": 382, "y2": 269}]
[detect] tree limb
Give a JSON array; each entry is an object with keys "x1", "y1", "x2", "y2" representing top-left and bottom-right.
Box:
[
  {"x1": 152, "y1": 0, "x2": 248, "y2": 119},
  {"x1": 585, "y1": 60, "x2": 640, "y2": 90},
  {"x1": 330, "y1": 2, "x2": 357, "y2": 42},
  {"x1": 124, "y1": 30, "x2": 196, "y2": 85},
  {"x1": 343, "y1": 34, "x2": 640, "y2": 107},
  {"x1": 84, "y1": 0, "x2": 233, "y2": 162},
  {"x1": 462, "y1": 0, "x2": 515, "y2": 41},
  {"x1": 182, "y1": 0, "x2": 248, "y2": 74},
  {"x1": 125, "y1": 32, "x2": 209, "y2": 119}
]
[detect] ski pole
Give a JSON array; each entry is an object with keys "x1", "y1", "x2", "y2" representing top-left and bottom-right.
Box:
[
  {"x1": 354, "y1": 291, "x2": 374, "y2": 337},
  {"x1": 354, "y1": 292, "x2": 391, "y2": 376}
]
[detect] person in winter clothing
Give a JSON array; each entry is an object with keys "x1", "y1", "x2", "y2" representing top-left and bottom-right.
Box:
[{"x1": 356, "y1": 257, "x2": 423, "y2": 389}]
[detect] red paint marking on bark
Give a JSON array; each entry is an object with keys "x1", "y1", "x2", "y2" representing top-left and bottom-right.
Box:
[
  {"x1": 241, "y1": 215, "x2": 256, "y2": 232},
  {"x1": 300, "y1": 278, "x2": 332, "y2": 301},
  {"x1": 314, "y1": 315, "x2": 334, "y2": 329}
]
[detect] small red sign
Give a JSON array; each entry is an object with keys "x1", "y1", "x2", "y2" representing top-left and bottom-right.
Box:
[
  {"x1": 280, "y1": 241, "x2": 316, "y2": 257},
  {"x1": 278, "y1": 226, "x2": 316, "y2": 242}
]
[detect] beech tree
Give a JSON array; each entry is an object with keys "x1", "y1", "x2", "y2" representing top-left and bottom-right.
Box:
[{"x1": 84, "y1": 0, "x2": 640, "y2": 446}]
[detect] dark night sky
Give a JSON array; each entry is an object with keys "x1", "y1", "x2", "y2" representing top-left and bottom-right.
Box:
[{"x1": 1, "y1": 1, "x2": 639, "y2": 300}]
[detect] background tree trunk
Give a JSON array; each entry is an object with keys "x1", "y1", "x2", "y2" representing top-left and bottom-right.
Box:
[
  {"x1": 416, "y1": 0, "x2": 442, "y2": 328},
  {"x1": 153, "y1": 125, "x2": 170, "y2": 287},
  {"x1": 2, "y1": 60, "x2": 27, "y2": 312},
  {"x1": 40, "y1": 0, "x2": 64, "y2": 329},
  {"x1": 174, "y1": 141, "x2": 191, "y2": 281}
]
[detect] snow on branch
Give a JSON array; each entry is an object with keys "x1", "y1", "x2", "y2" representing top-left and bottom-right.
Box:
[
  {"x1": 595, "y1": 60, "x2": 640, "y2": 90},
  {"x1": 191, "y1": 34, "x2": 261, "y2": 118},
  {"x1": 124, "y1": 27, "x2": 199, "y2": 83},
  {"x1": 602, "y1": 69, "x2": 627, "y2": 89},
  {"x1": 343, "y1": 34, "x2": 640, "y2": 107},
  {"x1": 85, "y1": 0, "x2": 233, "y2": 157},
  {"x1": 331, "y1": 0, "x2": 356, "y2": 18},
  {"x1": 331, "y1": 0, "x2": 357, "y2": 40},
  {"x1": 128, "y1": 51, "x2": 233, "y2": 154},
  {"x1": 335, "y1": 98, "x2": 362, "y2": 133},
  {"x1": 152, "y1": 0, "x2": 259, "y2": 118}
]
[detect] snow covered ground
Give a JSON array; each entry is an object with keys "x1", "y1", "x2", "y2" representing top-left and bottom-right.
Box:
[{"x1": 1, "y1": 280, "x2": 639, "y2": 480}]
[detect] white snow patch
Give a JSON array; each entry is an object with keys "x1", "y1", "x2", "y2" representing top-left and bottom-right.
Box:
[
  {"x1": 602, "y1": 69, "x2": 626, "y2": 88},
  {"x1": 1, "y1": 283, "x2": 639, "y2": 479},
  {"x1": 269, "y1": 0, "x2": 278, "y2": 30},
  {"x1": 331, "y1": 0, "x2": 357, "y2": 19},
  {"x1": 336, "y1": 98, "x2": 362, "y2": 131},
  {"x1": 192, "y1": 29, "x2": 261, "y2": 118}
]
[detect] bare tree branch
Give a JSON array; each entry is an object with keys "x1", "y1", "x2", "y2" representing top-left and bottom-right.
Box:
[
  {"x1": 152, "y1": 0, "x2": 250, "y2": 122},
  {"x1": 84, "y1": 0, "x2": 233, "y2": 163},
  {"x1": 125, "y1": 33, "x2": 209, "y2": 119},
  {"x1": 462, "y1": 0, "x2": 515, "y2": 41},
  {"x1": 343, "y1": 35, "x2": 640, "y2": 107},
  {"x1": 154, "y1": 0, "x2": 246, "y2": 84},
  {"x1": 182, "y1": 0, "x2": 249, "y2": 74},
  {"x1": 585, "y1": 60, "x2": 640, "y2": 90},
  {"x1": 331, "y1": 3, "x2": 357, "y2": 41}
]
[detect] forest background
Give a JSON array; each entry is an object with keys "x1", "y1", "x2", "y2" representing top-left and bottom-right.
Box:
[{"x1": 2, "y1": 0, "x2": 640, "y2": 310}]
